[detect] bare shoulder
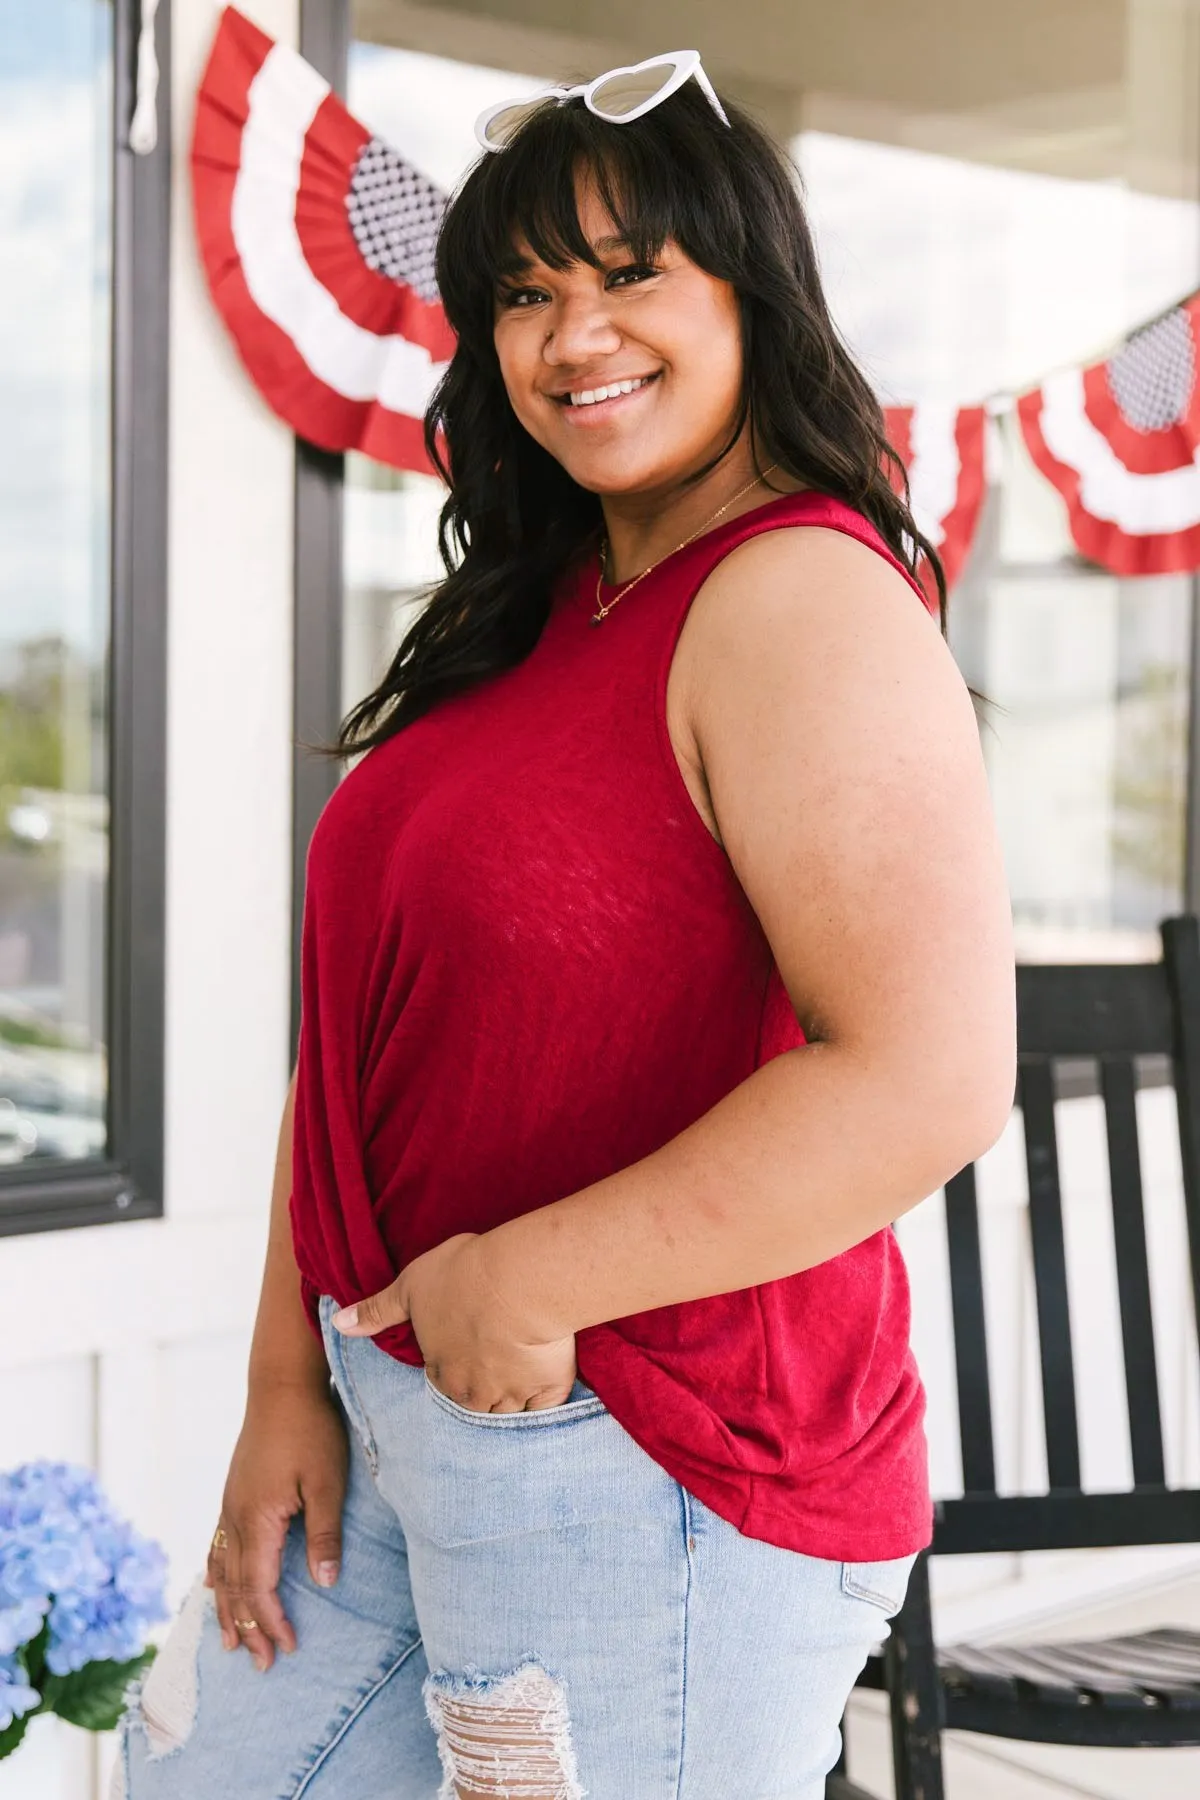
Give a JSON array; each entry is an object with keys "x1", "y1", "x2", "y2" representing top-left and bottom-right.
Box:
[
  {"x1": 673, "y1": 522, "x2": 961, "y2": 764},
  {"x1": 670, "y1": 519, "x2": 1013, "y2": 1123},
  {"x1": 689, "y1": 521, "x2": 940, "y2": 663}
]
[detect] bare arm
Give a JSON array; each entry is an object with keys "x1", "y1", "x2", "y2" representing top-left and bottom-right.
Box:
[
  {"x1": 246, "y1": 1067, "x2": 328, "y2": 1395},
  {"x1": 207, "y1": 1066, "x2": 347, "y2": 1671}
]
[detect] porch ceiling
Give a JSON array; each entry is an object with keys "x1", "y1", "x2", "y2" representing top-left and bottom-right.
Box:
[{"x1": 353, "y1": 0, "x2": 1183, "y2": 191}]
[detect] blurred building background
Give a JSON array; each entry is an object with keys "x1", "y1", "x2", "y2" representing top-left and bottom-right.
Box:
[{"x1": 2, "y1": 1, "x2": 1200, "y2": 1794}]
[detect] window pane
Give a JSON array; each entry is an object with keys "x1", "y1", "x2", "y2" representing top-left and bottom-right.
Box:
[{"x1": 0, "y1": 2, "x2": 111, "y2": 1165}]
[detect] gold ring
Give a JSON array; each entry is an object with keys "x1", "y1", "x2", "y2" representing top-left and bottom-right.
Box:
[
  {"x1": 233, "y1": 1618, "x2": 258, "y2": 1633},
  {"x1": 211, "y1": 1527, "x2": 229, "y2": 1551}
]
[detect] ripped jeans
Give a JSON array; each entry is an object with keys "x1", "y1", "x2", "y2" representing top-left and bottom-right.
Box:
[{"x1": 112, "y1": 1295, "x2": 914, "y2": 1800}]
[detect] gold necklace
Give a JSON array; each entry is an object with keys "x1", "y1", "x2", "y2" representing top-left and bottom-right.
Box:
[{"x1": 591, "y1": 462, "x2": 781, "y2": 626}]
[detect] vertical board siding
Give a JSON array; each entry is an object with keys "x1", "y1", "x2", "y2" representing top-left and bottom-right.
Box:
[
  {"x1": 0, "y1": 1354, "x2": 95, "y2": 1469},
  {"x1": 156, "y1": 1333, "x2": 254, "y2": 1605}
]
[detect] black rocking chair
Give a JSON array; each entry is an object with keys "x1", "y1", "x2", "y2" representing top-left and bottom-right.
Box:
[{"x1": 833, "y1": 913, "x2": 1200, "y2": 1800}]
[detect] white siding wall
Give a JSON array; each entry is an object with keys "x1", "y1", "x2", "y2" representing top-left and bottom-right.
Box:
[{"x1": 0, "y1": 4, "x2": 298, "y2": 1794}]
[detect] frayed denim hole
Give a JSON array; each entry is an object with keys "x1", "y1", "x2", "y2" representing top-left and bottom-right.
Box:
[
  {"x1": 133, "y1": 1574, "x2": 212, "y2": 1759},
  {"x1": 423, "y1": 1659, "x2": 586, "y2": 1800}
]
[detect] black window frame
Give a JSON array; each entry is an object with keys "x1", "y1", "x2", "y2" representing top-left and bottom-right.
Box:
[
  {"x1": 0, "y1": 0, "x2": 171, "y2": 1237},
  {"x1": 291, "y1": 0, "x2": 350, "y2": 1062}
]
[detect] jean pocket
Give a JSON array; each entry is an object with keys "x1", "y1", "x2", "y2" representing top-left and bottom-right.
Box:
[
  {"x1": 422, "y1": 1369, "x2": 608, "y2": 1427},
  {"x1": 841, "y1": 1555, "x2": 916, "y2": 1616},
  {"x1": 318, "y1": 1297, "x2": 380, "y2": 1474}
]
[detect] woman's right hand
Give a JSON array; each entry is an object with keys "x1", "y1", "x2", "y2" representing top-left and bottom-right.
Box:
[{"x1": 206, "y1": 1379, "x2": 348, "y2": 1671}]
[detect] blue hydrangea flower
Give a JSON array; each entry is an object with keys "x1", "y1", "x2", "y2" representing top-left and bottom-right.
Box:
[
  {"x1": 0, "y1": 1461, "x2": 168, "y2": 1688},
  {"x1": 0, "y1": 1655, "x2": 40, "y2": 1732},
  {"x1": 0, "y1": 1596, "x2": 48, "y2": 1657}
]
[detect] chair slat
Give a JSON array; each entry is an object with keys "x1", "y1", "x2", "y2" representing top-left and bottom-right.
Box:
[
  {"x1": 946, "y1": 1642, "x2": 1083, "y2": 1705},
  {"x1": 1099, "y1": 1055, "x2": 1166, "y2": 1488},
  {"x1": 1010, "y1": 1641, "x2": 1160, "y2": 1706},
  {"x1": 1091, "y1": 1636, "x2": 1200, "y2": 1691},
  {"x1": 1017, "y1": 961, "x2": 1174, "y2": 1058},
  {"x1": 943, "y1": 1163, "x2": 996, "y2": 1494},
  {"x1": 1018, "y1": 1057, "x2": 1081, "y2": 1490},
  {"x1": 935, "y1": 1486, "x2": 1200, "y2": 1554}
]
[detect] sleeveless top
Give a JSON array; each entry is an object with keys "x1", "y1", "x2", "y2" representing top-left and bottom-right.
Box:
[{"x1": 291, "y1": 487, "x2": 936, "y2": 1561}]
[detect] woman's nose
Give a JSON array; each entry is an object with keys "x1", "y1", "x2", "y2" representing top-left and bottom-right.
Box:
[{"x1": 541, "y1": 292, "x2": 622, "y2": 364}]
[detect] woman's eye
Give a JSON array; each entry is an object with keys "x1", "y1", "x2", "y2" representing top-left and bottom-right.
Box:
[
  {"x1": 606, "y1": 263, "x2": 660, "y2": 289},
  {"x1": 498, "y1": 286, "x2": 548, "y2": 309}
]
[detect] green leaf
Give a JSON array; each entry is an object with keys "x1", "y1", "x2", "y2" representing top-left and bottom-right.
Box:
[
  {"x1": 43, "y1": 1648, "x2": 156, "y2": 1733},
  {"x1": 19, "y1": 1621, "x2": 49, "y2": 1690},
  {"x1": 0, "y1": 1706, "x2": 33, "y2": 1764},
  {"x1": 0, "y1": 1627, "x2": 49, "y2": 1760},
  {"x1": 0, "y1": 1707, "x2": 35, "y2": 1761}
]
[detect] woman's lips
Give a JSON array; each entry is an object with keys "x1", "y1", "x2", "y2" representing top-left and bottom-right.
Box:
[{"x1": 552, "y1": 372, "x2": 661, "y2": 424}]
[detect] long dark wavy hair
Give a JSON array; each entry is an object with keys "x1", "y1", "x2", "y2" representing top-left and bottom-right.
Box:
[{"x1": 337, "y1": 81, "x2": 947, "y2": 756}]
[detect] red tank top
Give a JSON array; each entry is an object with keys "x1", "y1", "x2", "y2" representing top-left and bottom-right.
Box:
[{"x1": 292, "y1": 487, "x2": 934, "y2": 1560}]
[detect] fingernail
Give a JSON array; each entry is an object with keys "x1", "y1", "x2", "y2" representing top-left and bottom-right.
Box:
[
  {"x1": 222, "y1": 1630, "x2": 237, "y2": 1651},
  {"x1": 332, "y1": 1306, "x2": 358, "y2": 1332},
  {"x1": 317, "y1": 1561, "x2": 339, "y2": 1587},
  {"x1": 254, "y1": 1656, "x2": 269, "y2": 1673}
]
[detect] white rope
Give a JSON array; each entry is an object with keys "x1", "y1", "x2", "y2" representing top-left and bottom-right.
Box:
[{"x1": 129, "y1": 0, "x2": 162, "y2": 155}]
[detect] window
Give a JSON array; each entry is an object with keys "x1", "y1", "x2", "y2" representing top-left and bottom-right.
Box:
[{"x1": 0, "y1": 1, "x2": 169, "y2": 1233}]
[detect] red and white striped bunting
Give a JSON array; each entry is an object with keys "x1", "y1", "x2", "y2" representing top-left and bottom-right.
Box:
[
  {"x1": 191, "y1": 5, "x2": 454, "y2": 472},
  {"x1": 1018, "y1": 297, "x2": 1200, "y2": 576}
]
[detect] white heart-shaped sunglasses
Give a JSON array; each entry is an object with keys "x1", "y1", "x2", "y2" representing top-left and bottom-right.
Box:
[{"x1": 474, "y1": 49, "x2": 730, "y2": 154}]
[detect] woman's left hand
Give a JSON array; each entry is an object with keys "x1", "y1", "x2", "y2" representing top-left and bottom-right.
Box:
[{"x1": 331, "y1": 1232, "x2": 579, "y2": 1413}]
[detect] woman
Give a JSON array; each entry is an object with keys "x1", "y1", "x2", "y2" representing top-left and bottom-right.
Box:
[{"x1": 116, "y1": 53, "x2": 1015, "y2": 1800}]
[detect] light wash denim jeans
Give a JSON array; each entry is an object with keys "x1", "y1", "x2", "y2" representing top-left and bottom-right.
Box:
[{"x1": 113, "y1": 1295, "x2": 913, "y2": 1800}]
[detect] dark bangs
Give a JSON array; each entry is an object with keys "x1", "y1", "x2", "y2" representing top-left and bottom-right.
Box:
[{"x1": 434, "y1": 85, "x2": 754, "y2": 351}]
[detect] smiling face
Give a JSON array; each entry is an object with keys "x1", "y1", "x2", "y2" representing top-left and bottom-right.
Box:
[{"x1": 492, "y1": 176, "x2": 746, "y2": 499}]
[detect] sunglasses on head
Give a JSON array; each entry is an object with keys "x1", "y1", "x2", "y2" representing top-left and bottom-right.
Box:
[{"x1": 474, "y1": 50, "x2": 730, "y2": 154}]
